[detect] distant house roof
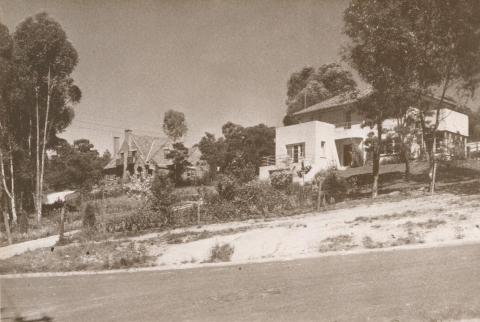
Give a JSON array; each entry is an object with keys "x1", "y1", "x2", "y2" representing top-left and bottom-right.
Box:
[
  {"x1": 104, "y1": 132, "x2": 172, "y2": 170},
  {"x1": 43, "y1": 190, "x2": 76, "y2": 205},
  {"x1": 293, "y1": 87, "x2": 468, "y2": 117},
  {"x1": 187, "y1": 145, "x2": 204, "y2": 166}
]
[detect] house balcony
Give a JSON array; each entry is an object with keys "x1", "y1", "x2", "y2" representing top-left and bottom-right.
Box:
[
  {"x1": 260, "y1": 154, "x2": 316, "y2": 168},
  {"x1": 334, "y1": 122, "x2": 370, "y2": 140}
]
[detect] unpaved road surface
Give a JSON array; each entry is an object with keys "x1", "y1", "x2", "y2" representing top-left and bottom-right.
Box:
[{"x1": 2, "y1": 243, "x2": 480, "y2": 322}]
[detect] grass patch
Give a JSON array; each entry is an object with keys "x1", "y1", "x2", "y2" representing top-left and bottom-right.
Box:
[
  {"x1": 362, "y1": 236, "x2": 387, "y2": 249},
  {"x1": 362, "y1": 231, "x2": 424, "y2": 249},
  {"x1": 166, "y1": 226, "x2": 253, "y2": 244},
  {"x1": 348, "y1": 210, "x2": 418, "y2": 224},
  {"x1": 204, "y1": 243, "x2": 234, "y2": 263},
  {"x1": 402, "y1": 219, "x2": 446, "y2": 230},
  {"x1": 319, "y1": 234, "x2": 356, "y2": 252},
  {"x1": 0, "y1": 240, "x2": 154, "y2": 274}
]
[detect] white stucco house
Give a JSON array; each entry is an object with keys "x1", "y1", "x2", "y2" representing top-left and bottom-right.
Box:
[{"x1": 259, "y1": 88, "x2": 469, "y2": 183}]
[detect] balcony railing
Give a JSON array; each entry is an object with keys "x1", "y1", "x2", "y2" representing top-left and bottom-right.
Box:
[{"x1": 261, "y1": 155, "x2": 317, "y2": 167}]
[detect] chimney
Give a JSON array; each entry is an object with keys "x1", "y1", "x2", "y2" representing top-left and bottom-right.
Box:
[
  {"x1": 122, "y1": 129, "x2": 133, "y2": 182},
  {"x1": 124, "y1": 129, "x2": 132, "y2": 141},
  {"x1": 113, "y1": 136, "x2": 120, "y2": 157}
]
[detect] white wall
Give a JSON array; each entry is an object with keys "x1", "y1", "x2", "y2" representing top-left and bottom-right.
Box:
[
  {"x1": 435, "y1": 108, "x2": 469, "y2": 137},
  {"x1": 273, "y1": 121, "x2": 341, "y2": 182}
]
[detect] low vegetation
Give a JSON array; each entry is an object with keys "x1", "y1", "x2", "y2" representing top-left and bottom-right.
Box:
[
  {"x1": 319, "y1": 234, "x2": 356, "y2": 252},
  {"x1": 0, "y1": 240, "x2": 154, "y2": 274},
  {"x1": 166, "y1": 227, "x2": 253, "y2": 244},
  {"x1": 205, "y1": 243, "x2": 235, "y2": 263}
]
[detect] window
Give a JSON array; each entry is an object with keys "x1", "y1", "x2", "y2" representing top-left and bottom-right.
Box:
[
  {"x1": 287, "y1": 143, "x2": 305, "y2": 163},
  {"x1": 344, "y1": 110, "x2": 352, "y2": 129},
  {"x1": 320, "y1": 141, "x2": 326, "y2": 156},
  {"x1": 163, "y1": 148, "x2": 170, "y2": 158}
]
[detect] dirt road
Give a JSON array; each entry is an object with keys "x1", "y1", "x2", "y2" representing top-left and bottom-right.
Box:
[{"x1": 2, "y1": 243, "x2": 480, "y2": 322}]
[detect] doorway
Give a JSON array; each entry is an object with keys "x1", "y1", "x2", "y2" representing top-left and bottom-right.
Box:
[{"x1": 343, "y1": 144, "x2": 353, "y2": 166}]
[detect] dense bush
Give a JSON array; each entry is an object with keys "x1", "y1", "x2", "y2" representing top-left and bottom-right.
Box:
[
  {"x1": 207, "y1": 243, "x2": 234, "y2": 262},
  {"x1": 215, "y1": 174, "x2": 238, "y2": 201},
  {"x1": 150, "y1": 172, "x2": 176, "y2": 212},
  {"x1": 82, "y1": 203, "x2": 97, "y2": 230},
  {"x1": 315, "y1": 168, "x2": 348, "y2": 203},
  {"x1": 270, "y1": 170, "x2": 293, "y2": 190},
  {"x1": 227, "y1": 163, "x2": 257, "y2": 183},
  {"x1": 234, "y1": 181, "x2": 292, "y2": 216},
  {"x1": 104, "y1": 208, "x2": 166, "y2": 233},
  {"x1": 202, "y1": 179, "x2": 295, "y2": 221}
]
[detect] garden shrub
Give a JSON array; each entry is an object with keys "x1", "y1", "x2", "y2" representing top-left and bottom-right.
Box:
[
  {"x1": 207, "y1": 243, "x2": 234, "y2": 262},
  {"x1": 315, "y1": 168, "x2": 348, "y2": 203},
  {"x1": 215, "y1": 174, "x2": 238, "y2": 201},
  {"x1": 150, "y1": 171, "x2": 176, "y2": 212},
  {"x1": 234, "y1": 181, "x2": 291, "y2": 216},
  {"x1": 270, "y1": 169, "x2": 293, "y2": 190},
  {"x1": 203, "y1": 179, "x2": 294, "y2": 221},
  {"x1": 202, "y1": 196, "x2": 239, "y2": 222},
  {"x1": 104, "y1": 207, "x2": 167, "y2": 233},
  {"x1": 226, "y1": 162, "x2": 257, "y2": 183},
  {"x1": 82, "y1": 203, "x2": 97, "y2": 230}
]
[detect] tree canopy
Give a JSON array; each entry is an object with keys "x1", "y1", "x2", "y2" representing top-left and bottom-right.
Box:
[
  {"x1": 285, "y1": 63, "x2": 356, "y2": 116},
  {"x1": 45, "y1": 139, "x2": 108, "y2": 191},
  {"x1": 163, "y1": 109, "x2": 187, "y2": 142},
  {"x1": 343, "y1": 0, "x2": 480, "y2": 194},
  {"x1": 198, "y1": 123, "x2": 275, "y2": 181}
]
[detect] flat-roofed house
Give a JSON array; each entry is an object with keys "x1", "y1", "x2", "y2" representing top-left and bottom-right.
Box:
[{"x1": 259, "y1": 88, "x2": 469, "y2": 183}]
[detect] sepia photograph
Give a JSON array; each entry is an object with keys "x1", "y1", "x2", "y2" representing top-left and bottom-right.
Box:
[{"x1": 1, "y1": 0, "x2": 480, "y2": 321}]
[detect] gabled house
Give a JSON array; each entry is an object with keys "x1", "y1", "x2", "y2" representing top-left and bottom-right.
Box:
[
  {"x1": 259, "y1": 88, "x2": 469, "y2": 183},
  {"x1": 103, "y1": 129, "x2": 172, "y2": 181},
  {"x1": 182, "y1": 145, "x2": 209, "y2": 182}
]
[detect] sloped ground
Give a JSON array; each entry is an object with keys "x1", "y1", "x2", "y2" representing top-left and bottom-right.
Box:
[
  {"x1": 2, "y1": 179, "x2": 480, "y2": 274},
  {"x1": 147, "y1": 188, "x2": 480, "y2": 269}
]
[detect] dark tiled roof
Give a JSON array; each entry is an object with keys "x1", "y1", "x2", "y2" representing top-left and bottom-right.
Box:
[
  {"x1": 293, "y1": 88, "x2": 373, "y2": 116},
  {"x1": 104, "y1": 133, "x2": 172, "y2": 169}
]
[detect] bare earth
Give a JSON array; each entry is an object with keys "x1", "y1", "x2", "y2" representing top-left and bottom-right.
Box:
[
  {"x1": 1, "y1": 190, "x2": 480, "y2": 272},
  {"x1": 148, "y1": 191, "x2": 480, "y2": 269}
]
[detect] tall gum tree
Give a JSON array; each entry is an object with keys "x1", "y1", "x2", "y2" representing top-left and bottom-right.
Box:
[
  {"x1": 344, "y1": 0, "x2": 414, "y2": 198},
  {"x1": 13, "y1": 12, "x2": 81, "y2": 222},
  {"x1": 0, "y1": 23, "x2": 18, "y2": 224},
  {"x1": 343, "y1": 0, "x2": 480, "y2": 195}
]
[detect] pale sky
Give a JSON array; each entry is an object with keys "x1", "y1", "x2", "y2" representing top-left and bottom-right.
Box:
[{"x1": 1, "y1": 0, "x2": 353, "y2": 153}]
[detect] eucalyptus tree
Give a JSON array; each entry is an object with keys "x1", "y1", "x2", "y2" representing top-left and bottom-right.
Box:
[
  {"x1": 13, "y1": 12, "x2": 81, "y2": 222},
  {"x1": 0, "y1": 23, "x2": 18, "y2": 224},
  {"x1": 163, "y1": 109, "x2": 187, "y2": 143},
  {"x1": 344, "y1": 0, "x2": 480, "y2": 195},
  {"x1": 344, "y1": 1, "x2": 413, "y2": 197},
  {"x1": 285, "y1": 63, "x2": 357, "y2": 118}
]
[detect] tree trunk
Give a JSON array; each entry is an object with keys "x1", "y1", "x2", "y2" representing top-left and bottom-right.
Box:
[
  {"x1": 429, "y1": 136, "x2": 437, "y2": 194},
  {"x1": 316, "y1": 178, "x2": 324, "y2": 211},
  {"x1": 372, "y1": 122, "x2": 383, "y2": 199},
  {"x1": 372, "y1": 155, "x2": 379, "y2": 199},
  {"x1": 59, "y1": 205, "x2": 65, "y2": 242},
  {"x1": 8, "y1": 149, "x2": 17, "y2": 225},
  {"x1": 38, "y1": 67, "x2": 52, "y2": 223},
  {"x1": 402, "y1": 143, "x2": 410, "y2": 181},
  {"x1": 0, "y1": 147, "x2": 16, "y2": 224},
  {"x1": 35, "y1": 86, "x2": 41, "y2": 223},
  {"x1": 2, "y1": 203, "x2": 12, "y2": 245},
  {"x1": 28, "y1": 116, "x2": 32, "y2": 158},
  {"x1": 404, "y1": 154, "x2": 410, "y2": 181}
]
